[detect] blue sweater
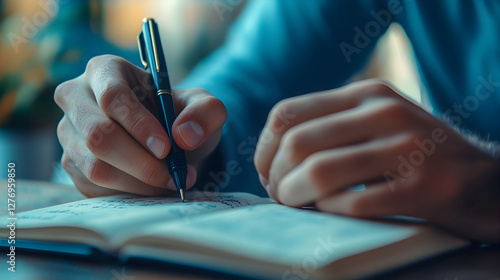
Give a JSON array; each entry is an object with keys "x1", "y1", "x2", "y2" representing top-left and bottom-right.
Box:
[{"x1": 180, "y1": 0, "x2": 500, "y2": 196}]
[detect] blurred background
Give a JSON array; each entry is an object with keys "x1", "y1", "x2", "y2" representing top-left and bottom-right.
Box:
[{"x1": 0, "y1": 0, "x2": 421, "y2": 182}]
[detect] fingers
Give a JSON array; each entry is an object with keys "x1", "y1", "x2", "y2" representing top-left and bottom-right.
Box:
[
  {"x1": 172, "y1": 88, "x2": 227, "y2": 150},
  {"x1": 254, "y1": 81, "x2": 380, "y2": 180},
  {"x1": 55, "y1": 58, "x2": 173, "y2": 188},
  {"x1": 267, "y1": 98, "x2": 413, "y2": 190},
  {"x1": 87, "y1": 58, "x2": 227, "y2": 154},
  {"x1": 259, "y1": 174, "x2": 279, "y2": 202},
  {"x1": 315, "y1": 180, "x2": 410, "y2": 218},
  {"x1": 60, "y1": 154, "x2": 125, "y2": 198},
  {"x1": 84, "y1": 55, "x2": 171, "y2": 159},
  {"x1": 254, "y1": 80, "x2": 413, "y2": 182},
  {"x1": 58, "y1": 115, "x2": 168, "y2": 194},
  {"x1": 275, "y1": 134, "x2": 411, "y2": 207},
  {"x1": 57, "y1": 82, "x2": 174, "y2": 187},
  {"x1": 58, "y1": 116, "x2": 197, "y2": 196},
  {"x1": 55, "y1": 55, "x2": 225, "y2": 197},
  {"x1": 267, "y1": 108, "x2": 366, "y2": 190}
]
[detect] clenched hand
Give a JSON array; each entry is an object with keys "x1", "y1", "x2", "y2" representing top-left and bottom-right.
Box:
[
  {"x1": 55, "y1": 55, "x2": 227, "y2": 197},
  {"x1": 255, "y1": 80, "x2": 500, "y2": 243}
]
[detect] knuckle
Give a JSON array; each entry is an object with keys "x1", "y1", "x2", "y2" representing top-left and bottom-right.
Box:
[
  {"x1": 83, "y1": 120, "x2": 115, "y2": 156},
  {"x1": 206, "y1": 96, "x2": 228, "y2": 120},
  {"x1": 190, "y1": 95, "x2": 228, "y2": 125},
  {"x1": 86, "y1": 157, "x2": 115, "y2": 185},
  {"x1": 281, "y1": 129, "x2": 308, "y2": 164},
  {"x1": 111, "y1": 56, "x2": 131, "y2": 69},
  {"x1": 254, "y1": 145, "x2": 272, "y2": 178},
  {"x1": 86, "y1": 55, "x2": 120, "y2": 73},
  {"x1": 56, "y1": 117, "x2": 72, "y2": 147},
  {"x1": 268, "y1": 99, "x2": 297, "y2": 133},
  {"x1": 60, "y1": 153, "x2": 73, "y2": 174},
  {"x1": 253, "y1": 152, "x2": 266, "y2": 176},
  {"x1": 127, "y1": 113, "x2": 150, "y2": 139},
  {"x1": 304, "y1": 154, "x2": 330, "y2": 190},
  {"x1": 56, "y1": 118, "x2": 67, "y2": 139},
  {"x1": 98, "y1": 83, "x2": 127, "y2": 114},
  {"x1": 54, "y1": 80, "x2": 72, "y2": 107},
  {"x1": 85, "y1": 56, "x2": 104, "y2": 73}
]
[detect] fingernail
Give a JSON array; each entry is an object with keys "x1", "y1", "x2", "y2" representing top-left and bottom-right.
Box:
[
  {"x1": 178, "y1": 121, "x2": 204, "y2": 148},
  {"x1": 147, "y1": 136, "x2": 166, "y2": 158},
  {"x1": 259, "y1": 174, "x2": 268, "y2": 187}
]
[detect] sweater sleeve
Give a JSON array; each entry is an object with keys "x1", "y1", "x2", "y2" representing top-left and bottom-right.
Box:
[{"x1": 179, "y1": 0, "x2": 389, "y2": 196}]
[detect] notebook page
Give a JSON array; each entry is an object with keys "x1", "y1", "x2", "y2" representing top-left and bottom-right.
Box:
[
  {"x1": 0, "y1": 179, "x2": 84, "y2": 213},
  {"x1": 3, "y1": 192, "x2": 270, "y2": 241},
  {"x1": 136, "y1": 204, "x2": 417, "y2": 266}
]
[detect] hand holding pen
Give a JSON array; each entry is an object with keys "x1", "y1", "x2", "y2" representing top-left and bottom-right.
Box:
[
  {"x1": 138, "y1": 18, "x2": 189, "y2": 200},
  {"x1": 54, "y1": 21, "x2": 227, "y2": 198}
]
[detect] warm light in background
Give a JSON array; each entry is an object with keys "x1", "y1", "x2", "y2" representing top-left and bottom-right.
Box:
[
  {"x1": 1, "y1": 0, "x2": 421, "y2": 128},
  {"x1": 101, "y1": 0, "x2": 246, "y2": 84},
  {"x1": 0, "y1": 0, "x2": 422, "y2": 181}
]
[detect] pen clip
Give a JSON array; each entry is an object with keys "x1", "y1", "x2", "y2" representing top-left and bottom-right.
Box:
[
  {"x1": 137, "y1": 31, "x2": 148, "y2": 69},
  {"x1": 146, "y1": 18, "x2": 161, "y2": 72}
]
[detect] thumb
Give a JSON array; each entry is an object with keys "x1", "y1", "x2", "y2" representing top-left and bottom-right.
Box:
[{"x1": 172, "y1": 88, "x2": 227, "y2": 150}]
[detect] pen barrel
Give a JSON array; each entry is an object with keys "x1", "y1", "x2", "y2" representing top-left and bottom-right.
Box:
[
  {"x1": 157, "y1": 92, "x2": 187, "y2": 175},
  {"x1": 166, "y1": 151, "x2": 187, "y2": 174},
  {"x1": 141, "y1": 18, "x2": 187, "y2": 191}
]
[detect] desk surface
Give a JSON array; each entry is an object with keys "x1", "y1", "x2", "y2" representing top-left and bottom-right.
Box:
[
  {"x1": 2, "y1": 246, "x2": 499, "y2": 280},
  {"x1": 1, "y1": 180, "x2": 500, "y2": 279}
]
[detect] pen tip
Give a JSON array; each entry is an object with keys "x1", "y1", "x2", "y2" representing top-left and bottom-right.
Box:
[
  {"x1": 180, "y1": 188, "x2": 185, "y2": 202},
  {"x1": 172, "y1": 170, "x2": 187, "y2": 202}
]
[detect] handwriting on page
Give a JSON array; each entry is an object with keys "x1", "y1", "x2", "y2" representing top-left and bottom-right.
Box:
[{"x1": 15, "y1": 192, "x2": 266, "y2": 228}]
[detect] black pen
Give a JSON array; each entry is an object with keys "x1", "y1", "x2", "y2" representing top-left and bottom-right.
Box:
[{"x1": 137, "y1": 18, "x2": 187, "y2": 202}]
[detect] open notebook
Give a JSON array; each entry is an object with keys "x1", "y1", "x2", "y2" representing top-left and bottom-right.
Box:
[{"x1": 0, "y1": 191, "x2": 469, "y2": 279}]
